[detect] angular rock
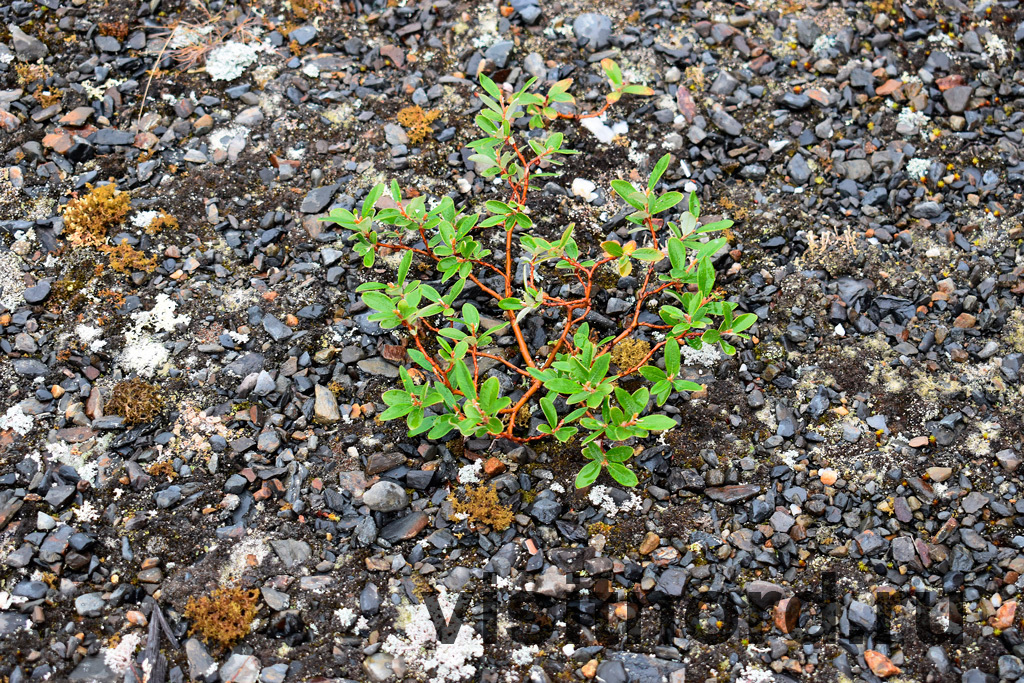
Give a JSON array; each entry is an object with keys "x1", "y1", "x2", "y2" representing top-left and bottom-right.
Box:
[
  {"x1": 362, "y1": 481, "x2": 409, "y2": 512},
  {"x1": 9, "y1": 25, "x2": 48, "y2": 61},
  {"x1": 572, "y1": 14, "x2": 612, "y2": 50},
  {"x1": 314, "y1": 384, "x2": 341, "y2": 425}
]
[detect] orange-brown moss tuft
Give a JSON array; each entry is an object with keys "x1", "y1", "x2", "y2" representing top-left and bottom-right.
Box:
[
  {"x1": 184, "y1": 586, "x2": 260, "y2": 650},
  {"x1": 449, "y1": 485, "x2": 514, "y2": 531},
  {"x1": 610, "y1": 337, "x2": 651, "y2": 373},
  {"x1": 100, "y1": 240, "x2": 157, "y2": 274},
  {"x1": 397, "y1": 106, "x2": 440, "y2": 144},
  {"x1": 61, "y1": 184, "x2": 130, "y2": 248},
  {"x1": 147, "y1": 460, "x2": 177, "y2": 479},
  {"x1": 98, "y1": 22, "x2": 130, "y2": 40},
  {"x1": 33, "y1": 86, "x2": 62, "y2": 108},
  {"x1": 107, "y1": 378, "x2": 165, "y2": 425},
  {"x1": 145, "y1": 211, "x2": 178, "y2": 235}
]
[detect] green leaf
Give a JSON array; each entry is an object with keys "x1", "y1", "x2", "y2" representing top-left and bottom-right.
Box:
[
  {"x1": 698, "y1": 258, "x2": 715, "y2": 298},
  {"x1": 575, "y1": 460, "x2": 602, "y2": 489},
  {"x1": 610, "y1": 180, "x2": 645, "y2": 209},
  {"x1": 631, "y1": 248, "x2": 664, "y2": 262},
  {"x1": 649, "y1": 154, "x2": 671, "y2": 190},
  {"x1": 545, "y1": 378, "x2": 582, "y2": 394},
  {"x1": 676, "y1": 379, "x2": 704, "y2": 392},
  {"x1": 407, "y1": 349, "x2": 434, "y2": 373},
  {"x1": 573, "y1": 323, "x2": 590, "y2": 349},
  {"x1": 540, "y1": 395, "x2": 557, "y2": 427},
  {"x1": 730, "y1": 313, "x2": 757, "y2": 334},
  {"x1": 379, "y1": 403, "x2": 415, "y2": 420},
  {"x1": 667, "y1": 237, "x2": 686, "y2": 270},
  {"x1": 397, "y1": 250, "x2": 412, "y2": 286},
  {"x1": 361, "y1": 292, "x2": 394, "y2": 312},
  {"x1": 607, "y1": 463, "x2": 638, "y2": 487},
  {"x1": 622, "y1": 84, "x2": 655, "y2": 96},
  {"x1": 695, "y1": 237, "x2": 727, "y2": 262},
  {"x1": 614, "y1": 387, "x2": 637, "y2": 417},
  {"x1": 480, "y1": 376, "x2": 500, "y2": 412},
  {"x1": 361, "y1": 184, "x2": 385, "y2": 217},
  {"x1": 605, "y1": 446, "x2": 633, "y2": 462},
  {"x1": 639, "y1": 366, "x2": 666, "y2": 382},
  {"x1": 382, "y1": 390, "x2": 411, "y2": 406},
  {"x1": 462, "y1": 303, "x2": 480, "y2": 329},
  {"x1": 664, "y1": 338, "x2": 680, "y2": 376},
  {"x1": 651, "y1": 191, "x2": 683, "y2": 215},
  {"x1": 601, "y1": 58, "x2": 623, "y2": 86},
  {"x1": 601, "y1": 240, "x2": 623, "y2": 257},
  {"x1": 427, "y1": 417, "x2": 456, "y2": 440},
  {"x1": 554, "y1": 427, "x2": 577, "y2": 442},
  {"x1": 565, "y1": 407, "x2": 588, "y2": 423},
  {"x1": 485, "y1": 200, "x2": 510, "y2": 215},
  {"x1": 479, "y1": 73, "x2": 501, "y2": 100},
  {"x1": 637, "y1": 414, "x2": 677, "y2": 431},
  {"x1": 498, "y1": 297, "x2": 524, "y2": 311},
  {"x1": 589, "y1": 353, "x2": 612, "y2": 383}
]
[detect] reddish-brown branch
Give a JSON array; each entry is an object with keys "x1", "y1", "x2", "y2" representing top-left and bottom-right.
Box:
[{"x1": 476, "y1": 351, "x2": 532, "y2": 378}]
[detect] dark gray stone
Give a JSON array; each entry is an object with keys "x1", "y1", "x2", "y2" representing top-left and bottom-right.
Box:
[
  {"x1": 572, "y1": 14, "x2": 612, "y2": 50},
  {"x1": 300, "y1": 185, "x2": 337, "y2": 213},
  {"x1": 13, "y1": 359, "x2": 48, "y2": 377},
  {"x1": 485, "y1": 41, "x2": 514, "y2": 69},
  {"x1": 9, "y1": 25, "x2": 48, "y2": 61},
  {"x1": 23, "y1": 281, "x2": 50, "y2": 303}
]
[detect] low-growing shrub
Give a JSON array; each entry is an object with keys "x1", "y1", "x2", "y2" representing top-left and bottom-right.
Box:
[{"x1": 322, "y1": 60, "x2": 757, "y2": 488}]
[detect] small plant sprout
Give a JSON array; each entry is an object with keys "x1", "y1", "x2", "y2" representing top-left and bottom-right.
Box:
[{"x1": 321, "y1": 60, "x2": 756, "y2": 488}]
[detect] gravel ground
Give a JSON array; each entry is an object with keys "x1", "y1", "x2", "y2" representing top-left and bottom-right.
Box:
[{"x1": 2, "y1": 0, "x2": 1024, "y2": 682}]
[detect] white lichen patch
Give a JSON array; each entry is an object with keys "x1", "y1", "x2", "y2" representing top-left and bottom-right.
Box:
[
  {"x1": 681, "y1": 342, "x2": 722, "y2": 368},
  {"x1": 0, "y1": 405, "x2": 33, "y2": 435},
  {"x1": 205, "y1": 41, "x2": 259, "y2": 81},
  {"x1": 383, "y1": 586, "x2": 485, "y2": 682},
  {"x1": 76, "y1": 324, "x2": 107, "y2": 352},
  {"x1": 119, "y1": 294, "x2": 190, "y2": 377},
  {"x1": 580, "y1": 115, "x2": 628, "y2": 144},
  {"x1": 219, "y1": 534, "x2": 270, "y2": 583},
  {"x1": 588, "y1": 485, "x2": 642, "y2": 518},
  {"x1": 131, "y1": 211, "x2": 161, "y2": 230},
  {"x1": 905, "y1": 157, "x2": 931, "y2": 179},
  {"x1": 0, "y1": 250, "x2": 26, "y2": 311}
]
